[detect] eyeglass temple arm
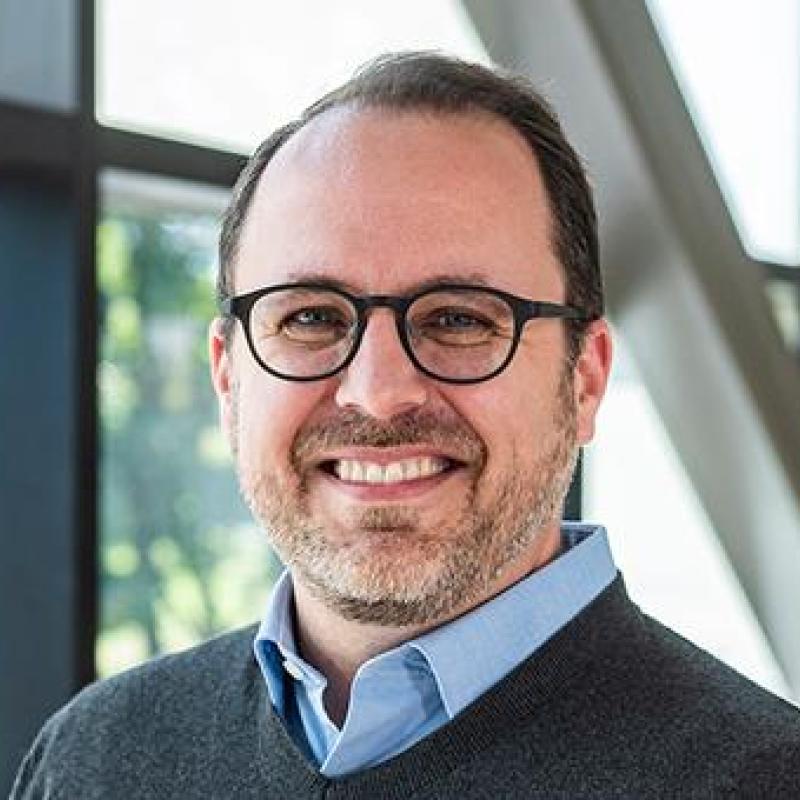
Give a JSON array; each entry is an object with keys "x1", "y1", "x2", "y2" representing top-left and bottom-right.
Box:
[{"x1": 525, "y1": 301, "x2": 592, "y2": 321}]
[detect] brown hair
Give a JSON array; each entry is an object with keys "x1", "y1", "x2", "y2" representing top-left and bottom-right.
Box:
[{"x1": 218, "y1": 51, "x2": 602, "y2": 360}]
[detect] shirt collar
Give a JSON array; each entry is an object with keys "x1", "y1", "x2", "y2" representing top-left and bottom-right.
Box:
[
  {"x1": 410, "y1": 522, "x2": 615, "y2": 717},
  {"x1": 254, "y1": 523, "x2": 616, "y2": 719},
  {"x1": 253, "y1": 569, "x2": 327, "y2": 715}
]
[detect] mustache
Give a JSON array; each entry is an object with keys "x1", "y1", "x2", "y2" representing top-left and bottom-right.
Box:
[{"x1": 291, "y1": 408, "x2": 486, "y2": 468}]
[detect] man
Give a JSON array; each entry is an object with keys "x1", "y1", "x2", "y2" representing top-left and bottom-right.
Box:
[{"x1": 13, "y1": 52, "x2": 800, "y2": 798}]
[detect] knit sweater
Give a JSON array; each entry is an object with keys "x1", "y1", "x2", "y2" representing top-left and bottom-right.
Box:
[{"x1": 12, "y1": 576, "x2": 800, "y2": 798}]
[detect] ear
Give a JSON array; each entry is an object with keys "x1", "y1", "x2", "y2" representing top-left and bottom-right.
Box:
[
  {"x1": 209, "y1": 317, "x2": 236, "y2": 448},
  {"x1": 572, "y1": 319, "x2": 612, "y2": 445}
]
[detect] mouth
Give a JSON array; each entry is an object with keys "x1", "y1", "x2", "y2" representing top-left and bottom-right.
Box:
[
  {"x1": 321, "y1": 455, "x2": 455, "y2": 482},
  {"x1": 314, "y1": 451, "x2": 467, "y2": 500}
]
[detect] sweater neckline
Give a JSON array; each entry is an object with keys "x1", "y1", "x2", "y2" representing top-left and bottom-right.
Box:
[{"x1": 251, "y1": 572, "x2": 638, "y2": 799}]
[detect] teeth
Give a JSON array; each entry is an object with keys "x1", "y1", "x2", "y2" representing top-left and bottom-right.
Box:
[
  {"x1": 385, "y1": 463, "x2": 404, "y2": 483},
  {"x1": 332, "y1": 457, "x2": 449, "y2": 484},
  {"x1": 404, "y1": 460, "x2": 421, "y2": 481}
]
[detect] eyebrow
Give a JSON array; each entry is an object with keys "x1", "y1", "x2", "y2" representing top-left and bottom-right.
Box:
[{"x1": 279, "y1": 269, "x2": 495, "y2": 295}]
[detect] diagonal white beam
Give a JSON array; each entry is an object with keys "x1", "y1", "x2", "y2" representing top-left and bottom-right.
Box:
[{"x1": 462, "y1": 0, "x2": 800, "y2": 694}]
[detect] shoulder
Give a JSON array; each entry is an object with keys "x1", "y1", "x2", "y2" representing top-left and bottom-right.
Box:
[
  {"x1": 633, "y1": 611, "x2": 798, "y2": 724},
  {"x1": 66, "y1": 622, "x2": 258, "y2": 728},
  {"x1": 11, "y1": 624, "x2": 262, "y2": 799},
  {"x1": 510, "y1": 579, "x2": 800, "y2": 794},
  {"x1": 617, "y1": 607, "x2": 800, "y2": 792},
  {"x1": 576, "y1": 580, "x2": 799, "y2": 737}
]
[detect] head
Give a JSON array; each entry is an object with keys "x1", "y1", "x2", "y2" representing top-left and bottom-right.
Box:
[{"x1": 210, "y1": 52, "x2": 611, "y2": 628}]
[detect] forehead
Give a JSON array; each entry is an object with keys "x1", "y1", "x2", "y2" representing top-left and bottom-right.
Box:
[{"x1": 235, "y1": 107, "x2": 563, "y2": 298}]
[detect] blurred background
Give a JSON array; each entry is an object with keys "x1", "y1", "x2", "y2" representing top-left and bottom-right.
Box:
[{"x1": 1, "y1": 0, "x2": 799, "y2": 790}]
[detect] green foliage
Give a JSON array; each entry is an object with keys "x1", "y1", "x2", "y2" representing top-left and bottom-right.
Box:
[{"x1": 97, "y1": 210, "x2": 278, "y2": 677}]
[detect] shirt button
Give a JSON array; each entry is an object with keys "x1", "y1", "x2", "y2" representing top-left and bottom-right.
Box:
[{"x1": 283, "y1": 659, "x2": 305, "y2": 681}]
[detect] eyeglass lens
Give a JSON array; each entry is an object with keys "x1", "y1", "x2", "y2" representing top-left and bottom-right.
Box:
[{"x1": 248, "y1": 287, "x2": 517, "y2": 380}]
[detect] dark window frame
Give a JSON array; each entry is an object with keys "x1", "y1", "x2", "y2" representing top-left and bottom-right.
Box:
[
  {"x1": 0, "y1": 0, "x2": 245, "y2": 691},
  {"x1": 0, "y1": 3, "x2": 243, "y2": 788}
]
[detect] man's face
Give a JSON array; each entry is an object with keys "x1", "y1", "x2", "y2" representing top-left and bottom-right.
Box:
[{"x1": 210, "y1": 109, "x2": 610, "y2": 627}]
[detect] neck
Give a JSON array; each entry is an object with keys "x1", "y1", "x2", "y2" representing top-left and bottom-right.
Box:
[
  {"x1": 290, "y1": 522, "x2": 562, "y2": 727},
  {"x1": 291, "y1": 584, "x2": 419, "y2": 726}
]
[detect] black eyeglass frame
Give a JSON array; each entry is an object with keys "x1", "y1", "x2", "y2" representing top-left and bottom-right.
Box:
[{"x1": 220, "y1": 282, "x2": 593, "y2": 385}]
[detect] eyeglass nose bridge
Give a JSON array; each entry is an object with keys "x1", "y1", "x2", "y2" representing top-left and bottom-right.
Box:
[
  {"x1": 329, "y1": 292, "x2": 432, "y2": 388},
  {"x1": 349, "y1": 293, "x2": 415, "y2": 355},
  {"x1": 352, "y1": 293, "x2": 411, "y2": 316}
]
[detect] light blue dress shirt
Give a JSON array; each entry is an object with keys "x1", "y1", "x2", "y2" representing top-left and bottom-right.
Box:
[{"x1": 253, "y1": 523, "x2": 616, "y2": 777}]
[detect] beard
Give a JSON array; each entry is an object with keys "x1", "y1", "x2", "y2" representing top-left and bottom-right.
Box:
[{"x1": 232, "y1": 369, "x2": 578, "y2": 627}]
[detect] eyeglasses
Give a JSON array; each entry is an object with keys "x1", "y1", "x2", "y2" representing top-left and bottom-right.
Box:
[{"x1": 221, "y1": 282, "x2": 590, "y2": 385}]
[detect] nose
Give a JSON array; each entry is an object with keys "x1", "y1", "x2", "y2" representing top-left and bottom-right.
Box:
[{"x1": 334, "y1": 309, "x2": 430, "y2": 419}]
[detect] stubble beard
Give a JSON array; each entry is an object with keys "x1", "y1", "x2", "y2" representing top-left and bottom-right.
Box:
[{"x1": 232, "y1": 371, "x2": 578, "y2": 627}]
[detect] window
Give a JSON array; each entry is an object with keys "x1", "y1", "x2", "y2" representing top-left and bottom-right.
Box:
[
  {"x1": 646, "y1": 0, "x2": 800, "y2": 265},
  {"x1": 97, "y1": 171, "x2": 278, "y2": 675},
  {"x1": 0, "y1": 0, "x2": 76, "y2": 110},
  {"x1": 97, "y1": 0, "x2": 489, "y2": 152}
]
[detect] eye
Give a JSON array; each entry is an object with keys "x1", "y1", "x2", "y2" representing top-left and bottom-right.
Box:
[
  {"x1": 290, "y1": 307, "x2": 343, "y2": 326},
  {"x1": 279, "y1": 305, "x2": 351, "y2": 344},
  {"x1": 428, "y1": 310, "x2": 492, "y2": 330},
  {"x1": 414, "y1": 307, "x2": 498, "y2": 346}
]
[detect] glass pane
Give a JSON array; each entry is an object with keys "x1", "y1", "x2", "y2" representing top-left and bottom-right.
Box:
[
  {"x1": 97, "y1": 0, "x2": 489, "y2": 153},
  {"x1": 647, "y1": 0, "x2": 800, "y2": 265},
  {"x1": 765, "y1": 278, "x2": 800, "y2": 357},
  {"x1": 584, "y1": 331, "x2": 793, "y2": 702},
  {"x1": 0, "y1": 0, "x2": 76, "y2": 111},
  {"x1": 97, "y1": 170, "x2": 278, "y2": 677}
]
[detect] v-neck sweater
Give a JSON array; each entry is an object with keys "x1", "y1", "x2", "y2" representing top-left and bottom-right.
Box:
[{"x1": 12, "y1": 576, "x2": 800, "y2": 798}]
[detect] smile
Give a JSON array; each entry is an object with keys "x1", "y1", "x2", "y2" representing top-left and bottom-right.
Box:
[
  {"x1": 314, "y1": 448, "x2": 466, "y2": 500},
  {"x1": 332, "y1": 456, "x2": 450, "y2": 484}
]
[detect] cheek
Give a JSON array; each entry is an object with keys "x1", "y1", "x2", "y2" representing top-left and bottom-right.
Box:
[
  {"x1": 235, "y1": 371, "x2": 329, "y2": 472},
  {"x1": 442, "y1": 362, "x2": 561, "y2": 474},
  {"x1": 442, "y1": 383, "x2": 522, "y2": 471}
]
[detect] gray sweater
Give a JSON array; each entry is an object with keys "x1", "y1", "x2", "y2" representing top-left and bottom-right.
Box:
[{"x1": 12, "y1": 577, "x2": 800, "y2": 798}]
